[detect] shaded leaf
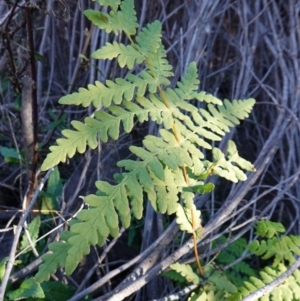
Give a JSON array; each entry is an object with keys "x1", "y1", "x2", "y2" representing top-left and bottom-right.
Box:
[{"x1": 7, "y1": 278, "x2": 44, "y2": 300}]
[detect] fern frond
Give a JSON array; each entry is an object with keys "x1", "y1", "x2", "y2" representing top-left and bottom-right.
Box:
[
  {"x1": 215, "y1": 237, "x2": 257, "y2": 286},
  {"x1": 59, "y1": 79, "x2": 136, "y2": 108},
  {"x1": 176, "y1": 192, "x2": 201, "y2": 234},
  {"x1": 254, "y1": 220, "x2": 286, "y2": 238},
  {"x1": 148, "y1": 168, "x2": 185, "y2": 214},
  {"x1": 175, "y1": 62, "x2": 199, "y2": 100},
  {"x1": 233, "y1": 263, "x2": 300, "y2": 301},
  {"x1": 210, "y1": 141, "x2": 255, "y2": 183},
  {"x1": 173, "y1": 62, "x2": 222, "y2": 105},
  {"x1": 227, "y1": 140, "x2": 256, "y2": 172},
  {"x1": 118, "y1": 149, "x2": 187, "y2": 215},
  {"x1": 43, "y1": 95, "x2": 172, "y2": 170},
  {"x1": 35, "y1": 232, "x2": 72, "y2": 282},
  {"x1": 167, "y1": 264, "x2": 237, "y2": 301},
  {"x1": 216, "y1": 237, "x2": 249, "y2": 265},
  {"x1": 248, "y1": 221, "x2": 300, "y2": 267},
  {"x1": 174, "y1": 62, "x2": 220, "y2": 106},
  {"x1": 41, "y1": 120, "x2": 98, "y2": 170},
  {"x1": 195, "y1": 91, "x2": 223, "y2": 105},
  {"x1": 121, "y1": 128, "x2": 214, "y2": 190},
  {"x1": 147, "y1": 44, "x2": 173, "y2": 86},
  {"x1": 249, "y1": 235, "x2": 300, "y2": 267},
  {"x1": 164, "y1": 89, "x2": 255, "y2": 139},
  {"x1": 136, "y1": 21, "x2": 162, "y2": 57},
  {"x1": 205, "y1": 265, "x2": 238, "y2": 294},
  {"x1": 91, "y1": 41, "x2": 144, "y2": 69},
  {"x1": 59, "y1": 72, "x2": 165, "y2": 109},
  {"x1": 61, "y1": 168, "x2": 184, "y2": 274},
  {"x1": 36, "y1": 0, "x2": 258, "y2": 290},
  {"x1": 169, "y1": 262, "x2": 200, "y2": 284},
  {"x1": 115, "y1": 0, "x2": 138, "y2": 36},
  {"x1": 126, "y1": 147, "x2": 164, "y2": 179},
  {"x1": 174, "y1": 119, "x2": 219, "y2": 150},
  {"x1": 65, "y1": 195, "x2": 120, "y2": 274},
  {"x1": 85, "y1": 0, "x2": 138, "y2": 36},
  {"x1": 131, "y1": 131, "x2": 194, "y2": 170},
  {"x1": 196, "y1": 98, "x2": 255, "y2": 134},
  {"x1": 38, "y1": 184, "x2": 127, "y2": 276},
  {"x1": 55, "y1": 156, "x2": 171, "y2": 273}
]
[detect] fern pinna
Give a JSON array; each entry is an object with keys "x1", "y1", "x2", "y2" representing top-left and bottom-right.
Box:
[
  {"x1": 36, "y1": 0, "x2": 255, "y2": 282},
  {"x1": 163, "y1": 221, "x2": 300, "y2": 301}
]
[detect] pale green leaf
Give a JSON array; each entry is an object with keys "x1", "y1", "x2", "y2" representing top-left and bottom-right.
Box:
[
  {"x1": 66, "y1": 198, "x2": 119, "y2": 274},
  {"x1": 128, "y1": 145, "x2": 164, "y2": 180},
  {"x1": 41, "y1": 120, "x2": 99, "y2": 170},
  {"x1": 255, "y1": 220, "x2": 286, "y2": 238},
  {"x1": 92, "y1": 42, "x2": 144, "y2": 69},
  {"x1": 59, "y1": 79, "x2": 136, "y2": 108},
  {"x1": 92, "y1": 41, "x2": 122, "y2": 60},
  {"x1": 175, "y1": 62, "x2": 200, "y2": 100},
  {"x1": 35, "y1": 232, "x2": 72, "y2": 282},
  {"x1": 84, "y1": 10, "x2": 109, "y2": 28},
  {"x1": 176, "y1": 195, "x2": 201, "y2": 234},
  {"x1": 146, "y1": 44, "x2": 173, "y2": 86},
  {"x1": 7, "y1": 278, "x2": 44, "y2": 300},
  {"x1": 195, "y1": 91, "x2": 223, "y2": 105},
  {"x1": 136, "y1": 20, "x2": 162, "y2": 57},
  {"x1": 170, "y1": 262, "x2": 200, "y2": 284},
  {"x1": 197, "y1": 98, "x2": 255, "y2": 136},
  {"x1": 210, "y1": 143, "x2": 255, "y2": 183},
  {"x1": 86, "y1": 0, "x2": 137, "y2": 36},
  {"x1": 227, "y1": 140, "x2": 256, "y2": 172},
  {"x1": 194, "y1": 182, "x2": 215, "y2": 194},
  {"x1": 20, "y1": 216, "x2": 41, "y2": 254}
]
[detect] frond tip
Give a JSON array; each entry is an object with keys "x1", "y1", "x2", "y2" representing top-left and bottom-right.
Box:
[
  {"x1": 85, "y1": 0, "x2": 138, "y2": 36},
  {"x1": 92, "y1": 42, "x2": 144, "y2": 69}
]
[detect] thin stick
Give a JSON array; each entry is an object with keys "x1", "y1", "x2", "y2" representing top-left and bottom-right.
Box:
[
  {"x1": 0, "y1": 168, "x2": 53, "y2": 300},
  {"x1": 241, "y1": 257, "x2": 300, "y2": 301}
]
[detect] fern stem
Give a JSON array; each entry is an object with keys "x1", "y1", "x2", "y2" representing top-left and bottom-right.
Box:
[
  {"x1": 158, "y1": 85, "x2": 171, "y2": 109},
  {"x1": 127, "y1": 35, "x2": 135, "y2": 45},
  {"x1": 181, "y1": 166, "x2": 189, "y2": 185},
  {"x1": 158, "y1": 85, "x2": 192, "y2": 187},
  {"x1": 158, "y1": 84, "x2": 204, "y2": 284},
  {"x1": 191, "y1": 208, "x2": 204, "y2": 277}
]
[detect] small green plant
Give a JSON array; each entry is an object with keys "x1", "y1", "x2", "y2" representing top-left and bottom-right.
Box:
[
  {"x1": 34, "y1": 0, "x2": 255, "y2": 284},
  {"x1": 163, "y1": 221, "x2": 300, "y2": 300},
  {"x1": 39, "y1": 166, "x2": 62, "y2": 214}
]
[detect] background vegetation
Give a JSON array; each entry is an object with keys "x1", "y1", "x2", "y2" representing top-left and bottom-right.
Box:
[{"x1": 0, "y1": 0, "x2": 299, "y2": 300}]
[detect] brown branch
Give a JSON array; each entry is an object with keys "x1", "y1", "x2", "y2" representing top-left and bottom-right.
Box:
[{"x1": 23, "y1": 1, "x2": 38, "y2": 210}]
